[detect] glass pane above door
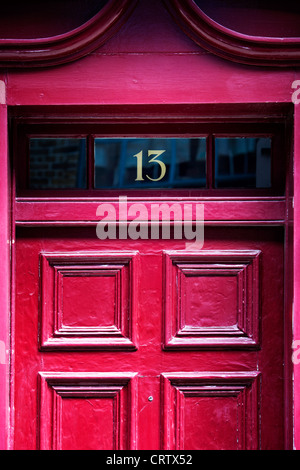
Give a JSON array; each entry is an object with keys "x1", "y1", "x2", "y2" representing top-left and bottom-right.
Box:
[
  {"x1": 26, "y1": 134, "x2": 275, "y2": 192},
  {"x1": 94, "y1": 138, "x2": 207, "y2": 189},
  {"x1": 214, "y1": 137, "x2": 272, "y2": 189},
  {"x1": 29, "y1": 138, "x2": 87, "y2": 189}
]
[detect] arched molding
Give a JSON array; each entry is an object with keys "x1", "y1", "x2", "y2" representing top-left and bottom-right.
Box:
[
  {"x1": 0, "y1": 0, "x2": 137, "y2": 68},
  {"x1": 163, "y1": 0, "x2": 300, "y2": 67}
]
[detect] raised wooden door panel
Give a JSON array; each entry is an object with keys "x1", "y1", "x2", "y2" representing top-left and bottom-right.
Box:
[
  {"x1": 162, "y1": 372, "x2": 261, "y2": 450},
  {"x1": 39, "y1": 251, "x2": 138, "y2": 350},
  {"x1": 14, "y1": 226, "x2": 284, "y2": 450},
  {"x1": 38, "y1": 372, "x2": 138, "y2": 450},
  {"x1": 163, "y1": 250, "x2": 261, "y2": 349}
]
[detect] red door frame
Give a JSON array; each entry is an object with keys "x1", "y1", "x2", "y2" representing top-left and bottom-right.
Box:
[
  {"x1": 0, "y1": 100, "x2": 9, "y2": 451},
  {"x1": 0, "y1": 101, "x2": 295, "y2": 449},
  {"x1": 294, "y1": 106, "x2": 300, "y2": 450}
]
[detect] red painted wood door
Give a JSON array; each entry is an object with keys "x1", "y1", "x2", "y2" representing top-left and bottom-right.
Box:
[{"x1": 14, "y1": 224, "x2": 285, "y2": 450}]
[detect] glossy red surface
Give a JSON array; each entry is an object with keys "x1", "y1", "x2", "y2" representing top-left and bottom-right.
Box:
[
  {"x1": 14, "y1": 226, "x2": 285, "y2": 449},
  {"x1": 294, "y1": 107, "x2": 300, "y2": 450},
  {"x1": 0, "y1": 105, "x2": 9, "y2": 451},
  {"x1": 0, "y1": 0, "x2": 296, "y2": 451},
  {"x1": 0, "y1": 0, "x2": 299, "y2": 67}
]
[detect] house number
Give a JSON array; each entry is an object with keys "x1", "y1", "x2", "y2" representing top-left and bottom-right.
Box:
[{"x1": 133, "y1": 150, "x2": 166, "y2": 182}]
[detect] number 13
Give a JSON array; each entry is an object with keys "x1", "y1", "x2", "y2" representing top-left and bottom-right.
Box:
[{"x1": 133, "y1": 150, "x2": 166, "y2": 182}]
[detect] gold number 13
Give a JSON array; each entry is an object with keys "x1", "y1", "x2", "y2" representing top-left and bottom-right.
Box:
[{"x1": 133, "y1": 150, "x2": 166, "y2": 182}]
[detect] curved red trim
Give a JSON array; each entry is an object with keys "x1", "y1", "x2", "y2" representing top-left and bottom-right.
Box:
[
  {"x1": 163, "y1": 0, "x2": 300, "y2": 67},
  {"x1": 0, "y1": 0, "x2": 138, "y2": 68}
]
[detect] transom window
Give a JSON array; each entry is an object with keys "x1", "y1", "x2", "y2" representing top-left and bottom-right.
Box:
[
  {"x1": 14, "y1": 119, "x2": 286, "y2": 196},
  {"x1": 27, "y1": 136, "x2": 273, "y2": 190}
]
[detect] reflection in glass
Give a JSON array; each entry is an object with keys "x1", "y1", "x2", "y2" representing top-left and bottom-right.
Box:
[
  {"x1": 29, "y1": 138, "x2": 87, "y2": 189},
  {"x1": 94, "y1": 138, "x2": 207, "y2": 189},
  {"x1": 214, "y1": 137, "x2": 271, "y2": 188}
]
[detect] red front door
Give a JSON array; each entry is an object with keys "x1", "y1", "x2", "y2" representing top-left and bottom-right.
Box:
[
  {"x1": 14, "y1": 224, "x2": 285, "y2": 450},
  {"x1": 12, "y1": 114, "x2": 288, "y2": 450}
]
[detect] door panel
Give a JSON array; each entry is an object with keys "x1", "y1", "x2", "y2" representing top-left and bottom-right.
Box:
[
  {"x1": 14, "y1": 226, "x2": 284, "y2": 450},
  {"x1": 162, "y1": 372, "x2": 260, "y2": 451},
  {"x1": 38, "y1": 372, "x2": 137, "y2": 450},
  {"x1": 39, "y1": 252, "x2": 137, "y2": 350},
  {"x1": 163, "y1": 250, "x2": 261, "y2": 349}
]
